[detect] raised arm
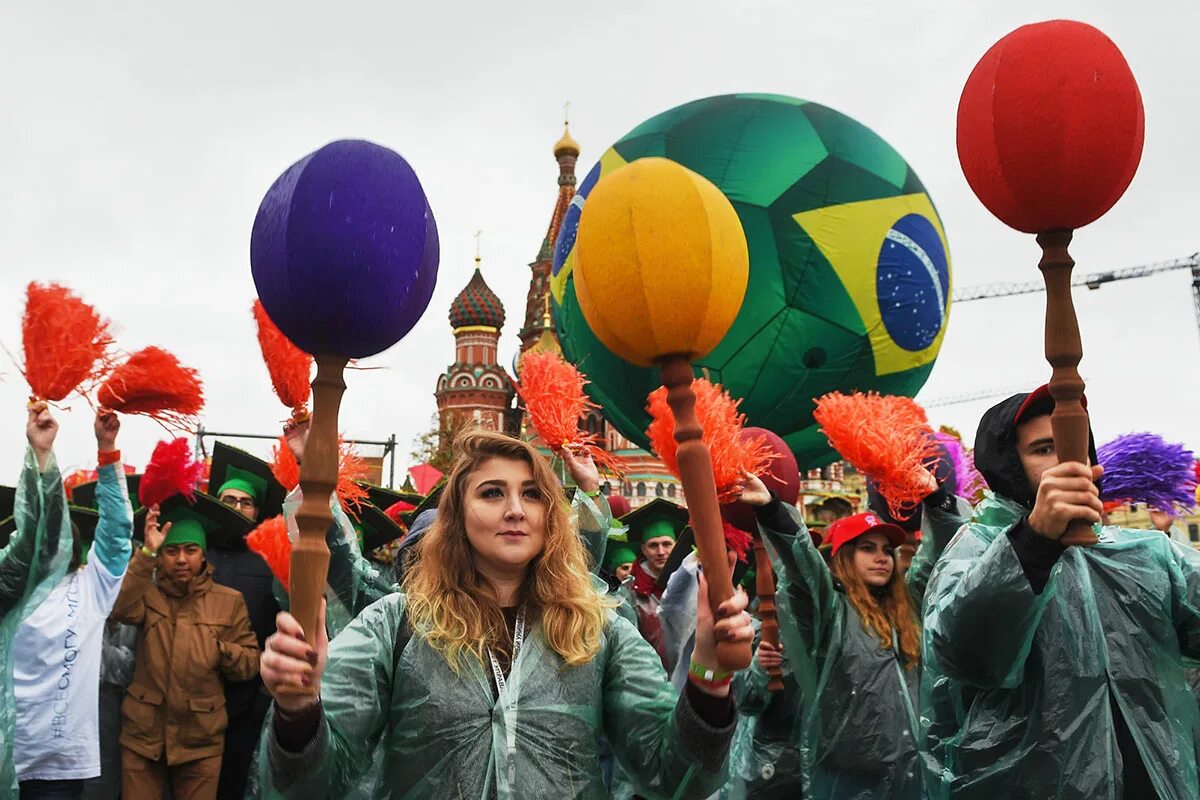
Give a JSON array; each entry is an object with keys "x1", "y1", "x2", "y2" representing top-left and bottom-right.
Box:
[
  {"x1": 0, "y1": 406, "x2": 69, "y2": 615},
  {"x1": 109, "y1": 504, "x2": 170, "y2": 626},
  {"x1": 905, "y1": 492, "x2": 972, "y2": 610},
  {"x1": 262, "y1": 596, "x2": 401, "y2": 796},
  {"x1": 89, "y1": 410, "x2": 134, "y2": 578},
  {"x1": 738, "y1": 473, "x2": 841, "y2": 681}
]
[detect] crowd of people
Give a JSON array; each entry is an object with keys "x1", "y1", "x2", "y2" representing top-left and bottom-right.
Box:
[{"x1": 0, "y1": 382, "x2": 1198, "y2": 800}]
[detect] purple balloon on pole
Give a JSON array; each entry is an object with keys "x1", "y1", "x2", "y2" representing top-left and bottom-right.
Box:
[{"x1": 251, "y1": 139, "x2": 439, "y2": 358}]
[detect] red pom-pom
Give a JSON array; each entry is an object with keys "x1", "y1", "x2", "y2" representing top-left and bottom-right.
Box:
[
  {"x1": 246, "y1": 516, "x2": 291, "y2": 587},
  {"x1": 21, "y1": 282, "x2": 114, "y2": 402},
  {"x1": 384, "y1": 500, "x2": 414, "y2": 527},
  {"x1": 722, "y1": 520, "x2": 753, "y2": 563},
  {"x1": 814, "y1": 391, "x2": 938, "y2": 519},
  {"x1": 253, "y1": 300, "x2": 312, "y2": 423},
  {"x1": 270, "y1": 437, "x2": 300, "y2": 491},
  {"x1": 98, "y1": 347, "x2": 204, "y2": 429},
  {"x1": 646, "y1": 378, "x2": 775, "y2": 503},
  {"x1": 515, "y1": 351, "x2": 625, "y2": 476},
  {"x1": 957, "y1": 20, "x2": 1143, "y2": 233},
  {"x1": 139, "y1": 438, "x2": 204, "y2": 508}
]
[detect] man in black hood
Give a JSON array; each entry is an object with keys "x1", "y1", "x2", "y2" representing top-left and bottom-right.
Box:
[{"x1": 919, "y1": 386, "x2": 1200, "y2": 800}]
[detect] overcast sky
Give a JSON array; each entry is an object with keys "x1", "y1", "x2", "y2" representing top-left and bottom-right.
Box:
[{"x1": 1, "y1": 0, "x2": 1196, "y2": 484}]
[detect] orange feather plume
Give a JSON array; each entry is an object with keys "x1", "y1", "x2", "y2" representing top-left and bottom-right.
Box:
[
  {"x1": 246, "y1": 516, "x2": 291, "y2": 588},
  {"x1": 270, "y1": 436, "x2": 300, "y2": 491},
  {"x1": 646, "y1": 378, "x2": 775, "y2": 503},
  {"x1": 252, "y1": 300, "x2": 312, "y2": 424},
  {"x1": 813, "y1": 391, "x2": 939, "y2": 519},
  {"x1": 98, "y1": 347, "x2": 204, "y2": 429},
  {"x1": 515, "y1": 351, "x2": 625, "y2": 476},
  {"x1": 336, "y1": 439, "x2": 370, "y2": 519},
  {"x1": 269, "y1": 434, "x2": 369, "y2": 519},
  {"x1": 139, "y1": 438, "x2": 204, "y2": 508},
  {"x1": 21, "y1": 282, "x2": 114, "y2": 402}
]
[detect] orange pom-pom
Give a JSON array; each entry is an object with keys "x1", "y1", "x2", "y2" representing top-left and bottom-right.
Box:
[
  {"x1": 98, "y1": 347, "x2": 204, "y2": 429},
  {"x1": 139, "y1": 438, "x2": 204, "y2": 508},
  {"x1": 246, "y1": 516, "x2": 291, "y2": 587},
  {"x1": 269, "y1": 435, "x2": 369, "y2": 518},
  {"x1": 336, "y1": 439, "x2": 370, "y2": 519},
  {"x1": 253, "y1": 300, "x2": 312, "y2": 423},
  {"x1": 21, "y1": 282, "x2": 114, "y2": 402},
  {"x1": 646, "y1": 378, "x2": 775, "y2": 502},
  {"x1": 270, "y1": 436, "x2": 300, "y2": 491},
  {"x1": 813, "y1": 391, "x2": 938, "y2": 519},
  {"x1": 515, "y1": 351, "x2": 625, "y2": 476}
]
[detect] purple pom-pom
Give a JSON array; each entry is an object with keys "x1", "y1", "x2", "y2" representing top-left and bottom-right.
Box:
[
  {"x1": 1097, "y1": 432, "x2": 1198, "y2": 514},
  {"x1": 934, "y1": 432, "x2": 987, "y2": 503}
]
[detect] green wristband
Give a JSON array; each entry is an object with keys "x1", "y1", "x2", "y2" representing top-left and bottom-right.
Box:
[{"x1": 689, "y1": 660, "x2": 732, "y2": 682}]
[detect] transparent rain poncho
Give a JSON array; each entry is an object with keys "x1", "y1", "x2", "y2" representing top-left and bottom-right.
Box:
[
  {"x1": 760, "y1": 498, "x2": 966, "y2": 800},
  {"x1": 921, "y1": 491, "x2": 1200, "y2": 799},
  {"x1": 257, "y1": 486, "x2": 713, "y2": 800},
  {"x1": 0, "y1": 449, "x2": 72, "y2": 794},
  {"x1": 257, "y1": 592, "x2": 731, "y2": 799}
]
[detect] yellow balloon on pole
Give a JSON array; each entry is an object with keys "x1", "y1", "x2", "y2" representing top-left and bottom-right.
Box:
[{"x1": 573, "y1": 157, "x2": 750, "y2": 367}]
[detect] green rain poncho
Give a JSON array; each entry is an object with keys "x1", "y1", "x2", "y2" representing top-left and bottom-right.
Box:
[
  {"x1": 758, "y1": 493, "x2": 965, "y2": 800},
  {"x1": 921, "y1": 390, "x2": 1200, "y2": 799},
  {"x1": 258, "y1": 592, "x2": 734, "y2": 799},
  {"x1": 922, "y1": 491, "x2": 1200, "y2": 799},
  {"x1": 0, "y1": 448, "x2": 72, "y2": 794}
]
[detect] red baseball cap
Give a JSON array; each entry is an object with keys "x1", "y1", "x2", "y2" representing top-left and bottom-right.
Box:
[
  {"x1": 826, "y1": 512, "x2": 907, "y2": 557},
  {"x1": 1014, "y1": 384, "x2": 1088, "y2": 426}
]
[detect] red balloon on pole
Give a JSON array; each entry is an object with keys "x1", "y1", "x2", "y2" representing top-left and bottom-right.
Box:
[{"x1": 957, "y1": 20, "x2": 1144, "y2": 233}]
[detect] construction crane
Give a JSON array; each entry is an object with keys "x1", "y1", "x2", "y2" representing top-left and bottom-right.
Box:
[{"x1": 953, "y1": 253, "x2": 1200, "y2": 340}]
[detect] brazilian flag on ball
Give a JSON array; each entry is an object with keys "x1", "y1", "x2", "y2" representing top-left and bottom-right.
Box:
[{"x1": 550, "y1": 93, "x2": 952, "y2": 469}]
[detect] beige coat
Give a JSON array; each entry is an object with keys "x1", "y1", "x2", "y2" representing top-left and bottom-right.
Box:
[{"x1": 110, "y1": 549, "x2": 260, "y2": 764}]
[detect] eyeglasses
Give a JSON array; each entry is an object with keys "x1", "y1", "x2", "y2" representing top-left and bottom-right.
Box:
[{"x1": 220, "y1": 495, "x2": 257, "y2": 510}]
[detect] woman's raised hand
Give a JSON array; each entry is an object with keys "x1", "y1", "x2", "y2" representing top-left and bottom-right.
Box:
[
  {"x1": 561, "y1": 445, "x2": 600, "y2": 494},
  {"x1": 263, "y1": 602, "x2": 329, "y2": 713},
  {"x1": 736, "y1": 470, "x2": 772, "y2": 507},
  {"x1": 691, "y1": 551, "x2": 756, "y2": 694}
]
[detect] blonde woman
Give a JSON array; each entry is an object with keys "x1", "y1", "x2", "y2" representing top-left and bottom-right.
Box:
[{"x1": 259, "y1": 430, "x2": 754, "y2": 799}]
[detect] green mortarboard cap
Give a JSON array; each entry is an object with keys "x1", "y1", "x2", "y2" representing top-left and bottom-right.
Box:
[
  {"x1": 208, "y1": 442, "x2": 286, "y2": 519},
  {"x1": 603, "y1": 545, "x2": 638, "y2": 572},
  {"x1": 621, "y1": 498, "x2": 689, "y2": 546},
  {"x1": 161, "y1": 506, "x2": 220, "y2": 551},
  {"x1": 217, "y1": 465, "x2": 269, "y2": 505}
]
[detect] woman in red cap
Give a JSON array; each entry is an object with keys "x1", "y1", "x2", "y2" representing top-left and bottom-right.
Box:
[{"x1": 737, "y1": 469, "x2": 964, "y2": 800}]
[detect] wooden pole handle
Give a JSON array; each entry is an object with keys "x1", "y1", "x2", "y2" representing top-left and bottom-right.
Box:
[
  {"x1": 658, "y1": 355, "x2": 752, "y2": 672},
  {"x1": 1037, "y1": 229, "x2": 1097, "y2": 547},
  {"x1": 752, "y1": 534, "x2": 784, "y2": 692},
  {"x1": 289, "y1": 352, "x2": 348, "y2": 655}
]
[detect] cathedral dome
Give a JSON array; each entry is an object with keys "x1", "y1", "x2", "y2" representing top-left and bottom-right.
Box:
[
  {"x1": 449, "y1": 268, "x2": 505, "y2": 330},
  {"x1": 553, "y1": 123, "x2": 580, "y2": 159}
]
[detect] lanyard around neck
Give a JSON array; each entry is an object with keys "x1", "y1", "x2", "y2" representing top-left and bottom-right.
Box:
[{"x1": 487, "y1": 608, "x2": 526, "y2": 698}]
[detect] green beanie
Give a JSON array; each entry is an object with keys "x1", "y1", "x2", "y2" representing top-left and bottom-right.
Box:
[
  {"x1": 160, "y1": 506, "x2": 217, "y2": 551},
  {"x1": 642, "y1": 518, "x2": 679, "y2": 542},
  {"x1": 604, "y1": 545, "x2": 638, "y2": 572},
  {"x1": 217, "y1": 465, "x2": 268, "y2": 505},
  {"x1": 162, "y1": 519, "x2": 208, "y2": 551}
]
